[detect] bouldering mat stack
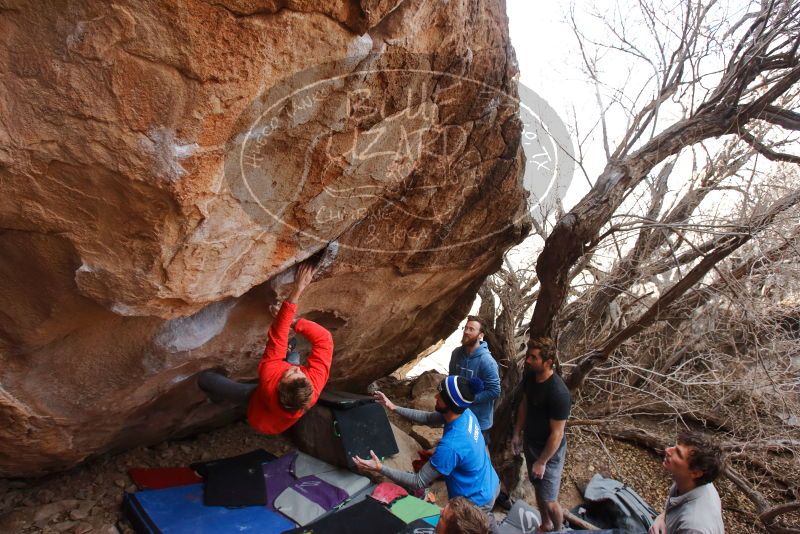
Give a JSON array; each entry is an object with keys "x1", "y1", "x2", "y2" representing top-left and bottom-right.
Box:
[
  {"x1": 264, "y1": 451, "x2": 372, "y2": 526},
  {"x1": 123, "y1": 448, "x2": 403, "y2": 533},
  {"x1": 122, "y1": 483, "x2": 295, "y2": 534},
  {"x1": 124, "y1": 449, "x2": 282, "y2": 534},
  {"x1": 122, "y1": 455, "x2": 439, "y2": 534}
]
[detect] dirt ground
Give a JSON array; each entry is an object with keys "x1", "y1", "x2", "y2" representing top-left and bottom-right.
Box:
[
  {"x1": 0, "y1": 419, "x2": 773, "y2": 533},
  {"x1": 0, "y1": 422, "x2": 294, "y2": 534}
]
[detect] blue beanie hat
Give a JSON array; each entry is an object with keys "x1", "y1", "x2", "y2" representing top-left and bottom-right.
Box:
[{"x1": 437, "y1": 375, "x2": 484, "y2": 413}]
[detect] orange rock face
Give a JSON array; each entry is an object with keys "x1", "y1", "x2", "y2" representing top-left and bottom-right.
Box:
[{"x1": 0, "y1": 0, "x2": 528, "y2": 476}]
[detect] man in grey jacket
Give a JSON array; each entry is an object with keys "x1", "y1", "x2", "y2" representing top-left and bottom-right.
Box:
[
  {"x1": 448, "y1": 316, "x2": 501, "y2": 442},
  {"x1": 649, "y1": 431, "x2": 725, "y2": 534}
]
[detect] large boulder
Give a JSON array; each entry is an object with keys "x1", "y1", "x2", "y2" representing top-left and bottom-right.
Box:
[
  {"x1": 383, "y1": 423, "x2": 425, "y2": 473},
  {"x1": 409, "y1": 425, "x2": 442, "y2": 450},
  {"x1": 410, "y1": 370, "x2": 446, "y2": 412},
  {"x1": 0, "y1": 0, "x2": 528, "y2": 476}
]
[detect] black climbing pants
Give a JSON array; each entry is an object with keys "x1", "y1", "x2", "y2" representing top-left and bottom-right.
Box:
[{"x1": 198, "y1": 371, "x2": 257, "y2": 406}]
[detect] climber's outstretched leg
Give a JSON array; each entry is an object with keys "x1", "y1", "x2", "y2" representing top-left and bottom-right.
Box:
[{"x1": 198, "y1": 370, "x2": 257, "y2": 405}]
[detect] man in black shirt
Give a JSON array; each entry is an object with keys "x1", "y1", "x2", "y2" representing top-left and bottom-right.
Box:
[{"x1": 511, "y1": 337, "x2": 571, "y2": 532}]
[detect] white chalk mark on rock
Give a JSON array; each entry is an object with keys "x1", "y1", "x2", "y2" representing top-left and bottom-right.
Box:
[{"x1": 154, "y1": 299, "x2": 237, "y2": 353}]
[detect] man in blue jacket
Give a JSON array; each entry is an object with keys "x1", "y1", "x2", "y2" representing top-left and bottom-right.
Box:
[{"x1": 448, "y1": 316, "x2": 501, "y2": 443}]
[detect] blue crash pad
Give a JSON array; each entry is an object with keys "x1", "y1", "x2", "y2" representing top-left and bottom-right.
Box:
[{"x1": 123, "y1": 483, "x2": 295, "y2": 534}]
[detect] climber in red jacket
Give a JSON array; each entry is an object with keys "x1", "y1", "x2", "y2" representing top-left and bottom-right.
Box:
[{"x1": 198, "y1": 261, "x2": 333, "y2": 434}]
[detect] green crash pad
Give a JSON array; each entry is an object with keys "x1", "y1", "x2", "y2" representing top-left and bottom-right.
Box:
[{"x1": 389, "y1": 495, "x2": 441, "y2": 524}]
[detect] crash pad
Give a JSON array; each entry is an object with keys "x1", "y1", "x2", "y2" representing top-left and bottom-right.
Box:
[
  {"x1": 423, "y1": 515, "x2": 439, "y2": 526},
  {"x1": 127, "y1": 468, "x2": 202, "y2": 490},
  {"x1": 273, "y1": 476, "x2": 349, "y2": 526},
  {"x1": 281, "y1": 497, "x2": 406, "y2": 534},
  {"x1": 333, "y1": 401, "x2": 398, "y2": 468},
  {"x1": 264, "y1": 451, "x2": 371, "y2": 526},
  {"x1": 497, "y1": 500, "x2": 541, "y2": 534},
  {"x1": 370, "y1": 482, "x2": 408, "y2": 505},
  {"x1": 122, "y1": 483, "x2": 295, "y2": 534},
  {"x1": 201, "y1": 450, "x2": 275, "y2": 507},
  {"x1": 389, "y1": 495, "x2": 441, "y2": 524}
]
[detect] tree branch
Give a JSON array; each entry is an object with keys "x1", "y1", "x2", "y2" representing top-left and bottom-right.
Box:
[
  {"x1": 565, "y1": 187, "x2": 800, "y2": 390},
  {"x1": 739, "y1": 129, "x2": 800, "y2": 163},
  {"x1": 757, "y1": 105, "x2": 800, "y2": 130},
  {"x1": 760, "y1": 502, "x2": 800, "y2": 532}
]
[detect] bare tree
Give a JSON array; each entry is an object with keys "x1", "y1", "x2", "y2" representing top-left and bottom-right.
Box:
[
  {"x1": 475, "y1": 2, "x2": 800, "y2": 530},
  {"x1": 532, "y1": 0, "x2": 800, "y2": 342}
]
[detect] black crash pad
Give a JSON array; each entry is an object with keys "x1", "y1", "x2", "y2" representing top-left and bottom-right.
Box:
[
  {"x1": 282, "y1": 497, "x2": 406, "y2": 534},
  {"x1": 190, "y1": 449, "x2": 277, "y2": 507},
  {"x1": 333, "y1": 400, "x2": 399, "y2": 468}
]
